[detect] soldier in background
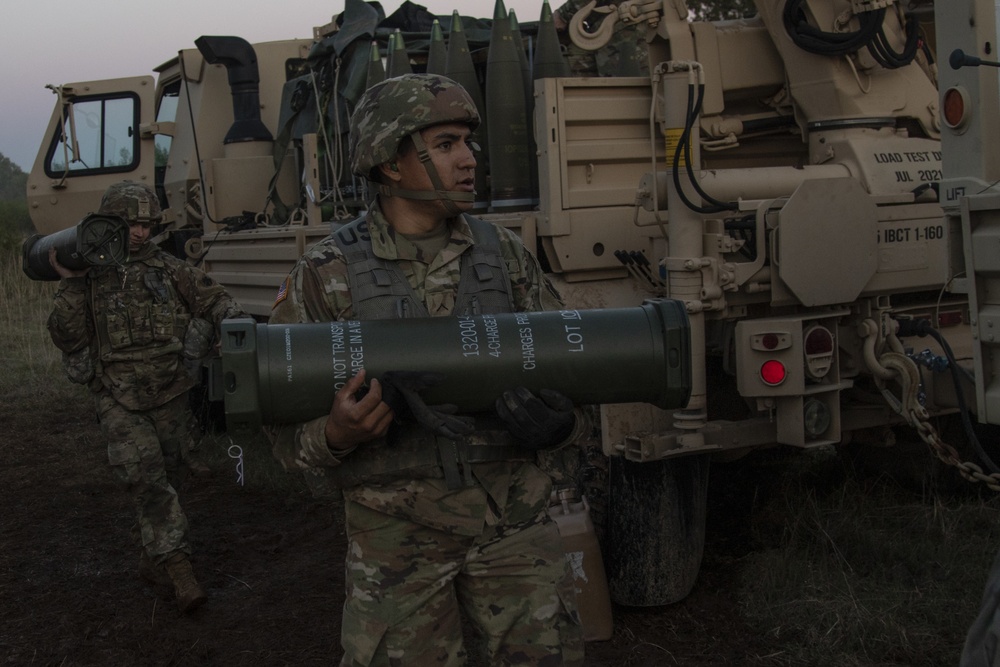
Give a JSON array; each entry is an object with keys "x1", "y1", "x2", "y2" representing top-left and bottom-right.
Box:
[
  {"x1": 46, "y1": 181, "x2": 246, "y2": 614},
  {"x1": 268, "y1": 73, "x2": 587, "y2": 666},
  {"x1": 555, "y1": 0, "x2": 651, "y2": 76},
  {"x1": 961, "y1": 545, "x2": 1000, "y2": 666}
]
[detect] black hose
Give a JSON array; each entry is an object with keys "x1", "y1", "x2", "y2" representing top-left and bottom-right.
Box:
[
  {"x1": 783, "y1": 0, "x2": 920, "y2": 70},
  {"x1": 671, "y1": 82, "x2": 738, "y2": 215},
  {"x1": 896, "y1": 317, "x2": 1000, "y2": 475}
]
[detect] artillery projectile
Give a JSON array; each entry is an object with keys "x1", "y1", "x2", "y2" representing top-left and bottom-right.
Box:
[
  {"x1": 534, "y1": 0, "x2": 570, "y2": 79},
  {"x1": 386, "y1": 29, "x2": 413, "y2": 77},
  {"x1": 384, "y1": 31, "x2": 397, "y2": 75},
  {"x1": 446, "y1": 11, "x2": 490, "y2": 210},
  {"x1": 342, "y1": 43, "x2": 371, "y2": 106},
  {"x1": 486, "y1": 0, "x2": 533, "y2": 211},
  {"x1": 445, "y1": 12, "x2": 485, "y2": 112},
  {"x1": 22, "y1": 214, "x2": 129, "y2": 281},
  {"x1": 365, "y1": 40, "x2": 385, "y2": 90},
  {"x1": 510, "y1": 9, "x2": 539, "y2": 207},
  {"x1": 426, "y1": 19, "x2": 448, "y2": 75},
  {"x1": 220, "y1": 300, "x2": 692, "y2": 430},
  {"x1": 510, "y1": 9, "x2": 531, "y2": 82}
]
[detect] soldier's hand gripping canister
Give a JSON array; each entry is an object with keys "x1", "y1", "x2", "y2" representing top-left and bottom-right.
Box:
[
  {"x1": 22, "y1": 213, "x2": 129, "y2": 281},
  {"x1": 496, "y1": 387, "x2": 576, "y2": 449},
  {"x1": 378, "y1": 370, "x2": 476, "y2": 439},
  {"x1": 220, "y1": 299, "x2": 692, "y2": 431}
]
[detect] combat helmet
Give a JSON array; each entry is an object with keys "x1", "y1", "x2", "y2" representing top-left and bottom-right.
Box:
[
  {"x1": 98, "y1": 181, "x2": 163, "y2": 226},
  {"x1": 349, "y1": 73, "x2": 480, "y2": 212}
]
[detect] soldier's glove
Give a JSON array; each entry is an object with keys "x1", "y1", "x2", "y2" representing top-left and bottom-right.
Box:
[
  {"x1": 183, "y1": 318, "x2": 215, "y2": 360},
  {"x1": 182, "y1": 318, "x2": 216, "y2": 378},
  {"x1": 496, "y1": 387, "x2": 576, "y2": 450},
  {"x1": 379, "y1": 371, "x2": 476, "y2": 440},
  {"x1": 62, "y1": 347, "x2": 95, "y2": 385}
]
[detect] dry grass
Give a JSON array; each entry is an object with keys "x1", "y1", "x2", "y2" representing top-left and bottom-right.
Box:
[
  {"x1": 196, "y1": 424, "x2": 293, "y2": 493},
  {"x1": 0, "y1": 245, "x2": 69, "y2": 397},
  {"x1": 739, "y1": 446, "x2": 1000, "y2": 666}
]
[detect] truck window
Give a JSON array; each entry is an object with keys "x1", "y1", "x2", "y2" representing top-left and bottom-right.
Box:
[
  {"x1": 153, "y1": 80, "x2": 180, "y2": 205},
  {"x1": 155, "y1": 81, "x2": 180, "y2": 168},
  {"x1": 44, "y1": 93, "x2": 141, "y2": 177}
]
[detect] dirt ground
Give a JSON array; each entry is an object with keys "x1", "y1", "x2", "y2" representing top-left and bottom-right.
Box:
[{"x1": 1, "y1": 389, "x2": 784, "y2": 667}]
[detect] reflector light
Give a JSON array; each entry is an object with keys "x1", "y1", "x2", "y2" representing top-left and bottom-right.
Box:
[
  {"x1": 760, "y1": 359, "x2": 786, "y2": 386},
  {"x1": 943, "y1": 87, "x2": 968, "y2": 129},
  {"x1": 762, "y1": 333, "x2": 780, "y2": 350},
  {"x1": 938, "y1": 311, "x2": 963, "y2": 327}
]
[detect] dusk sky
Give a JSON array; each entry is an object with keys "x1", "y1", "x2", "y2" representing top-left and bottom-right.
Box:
[{"x1": 0, "y1": 0, "x2": 553, "y2": 172}]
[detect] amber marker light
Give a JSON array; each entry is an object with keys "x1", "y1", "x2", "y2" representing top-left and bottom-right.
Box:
[{"x1": 943, "y1": 87, "x2": 969, "y2": 129}]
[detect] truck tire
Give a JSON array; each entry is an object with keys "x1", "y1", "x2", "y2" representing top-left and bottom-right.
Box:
[{"x1": 605, "y1": 453, "x2": 710, "y2": 606}]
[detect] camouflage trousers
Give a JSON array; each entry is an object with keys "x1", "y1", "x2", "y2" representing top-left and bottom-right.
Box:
[
  {"x1": 340, "y1": 501, "x2": 585, "y2": 666},
  {"x1": 96, "y1": 390, "x2": 194, "y2": 565}
]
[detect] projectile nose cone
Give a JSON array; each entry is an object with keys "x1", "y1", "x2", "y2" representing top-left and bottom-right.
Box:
[
  {"x1": 541, "y1": 0, "x2": 554, "y2": 22},
  {"x1": 493, "y1": 0, "x2": 508, "y2": 22}
]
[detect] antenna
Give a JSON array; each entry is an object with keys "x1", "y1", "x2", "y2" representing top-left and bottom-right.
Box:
[{"x1": 950, "y1": 48, "x2": 1000, "y2": 69}]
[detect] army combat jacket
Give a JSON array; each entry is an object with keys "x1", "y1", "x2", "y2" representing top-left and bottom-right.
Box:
[
  {"x1": 268, "y1": 201, "x2": 574, "y2": 535},
  {"x1": 47, "y1": 243, "x2": 244, "y2": 411}
]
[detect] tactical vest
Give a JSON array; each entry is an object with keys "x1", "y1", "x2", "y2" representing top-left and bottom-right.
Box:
[
  {"x1": 333, "y1": 213, "x2": 515, "y2": 318},
  {"x1": 90, "y1": 257, "x2": 190, "y2": 360},
  {"x1": 327, "y1": 213, "x2": 532, "y2": 489},
  {"x1": 88, "y1": 256, "x2": 193, "y2": 409}
]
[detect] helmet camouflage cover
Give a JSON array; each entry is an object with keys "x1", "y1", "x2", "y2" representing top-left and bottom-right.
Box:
[
  {"x1": 98, "y1": 181, "x2": 162, "y2": 225},
  {"x1": 349, "y1": 73, "x2": 481, "y2": 178}
]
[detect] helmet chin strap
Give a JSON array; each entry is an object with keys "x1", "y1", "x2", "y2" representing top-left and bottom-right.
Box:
[{"x1": 375, "y1": 131, "x2": 474, "y2": 217}]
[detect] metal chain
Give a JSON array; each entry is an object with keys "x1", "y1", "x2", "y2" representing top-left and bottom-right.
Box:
[
  {"x1": 862, "y1": 318, "x2": 1000, "y2": 492},
  {"x1": 910, "y1": 412, "x2": 1000, "y2": 493},
  {"x1": 876, "y1": 353, "x2": 1000, "y2": 492}
]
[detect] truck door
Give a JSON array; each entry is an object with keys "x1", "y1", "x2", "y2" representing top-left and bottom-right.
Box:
[
  {"x1": 935, "y1": 2, "x2": 1000, "y2": 426},
  {"x1": 26, "y1": 76, "x2": 156, "y2": 235}
]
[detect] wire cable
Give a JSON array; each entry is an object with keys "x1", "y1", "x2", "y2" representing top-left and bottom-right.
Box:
[
  {"x1": 782, "y1": 0, "x2": 920, "y2": 70},
  {"x1": 896, "y1": 317, "x2": 1000, "y2": 474}
]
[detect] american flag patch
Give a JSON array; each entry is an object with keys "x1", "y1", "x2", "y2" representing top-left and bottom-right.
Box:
[{"x1": 273, "y1": 277, "x2": 289, "y2": 308}]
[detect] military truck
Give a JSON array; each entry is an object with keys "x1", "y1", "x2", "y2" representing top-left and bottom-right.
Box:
[{"x1": 24, "y1": 0, "x2": 1000, "y2": 606}]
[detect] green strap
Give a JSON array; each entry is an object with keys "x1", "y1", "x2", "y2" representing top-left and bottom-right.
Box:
[
  {"x1": 266, "y1": 79, "x2": 309, "y2": 225},
  {"x1": 436, "y1": 438, "x2": 466, "y2": 489}
]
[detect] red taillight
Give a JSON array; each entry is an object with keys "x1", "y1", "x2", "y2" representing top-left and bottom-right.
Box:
[{"x1": 760, "y1": 360, "x2": 787, "y2": 386}]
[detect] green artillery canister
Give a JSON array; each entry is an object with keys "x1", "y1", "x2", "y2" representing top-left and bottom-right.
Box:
[
  {"x1": 22, "y1": 213, "x2": 129, "y2": 281},
  {"x1": 221, "y1": 299, "x2": 691, "y2": 429}
]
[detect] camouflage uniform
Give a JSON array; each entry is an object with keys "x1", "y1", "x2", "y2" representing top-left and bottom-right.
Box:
[
  {"x1": 961, "y1": 544, "x2": 1000, "y2": 666},
  {"x1": 557, "y1": 0, "x2": 651, "y2": 77},
  {"x1": 270, "y1": 201, "x2": 585, "y2": 666},
  {"x1": 47, "y1": 185, "x2": 244, "y2": 569}
]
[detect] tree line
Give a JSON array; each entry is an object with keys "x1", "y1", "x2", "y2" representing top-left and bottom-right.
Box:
[{"x1": 0, "y1": 152, "x2": 32, "y2": 251}]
